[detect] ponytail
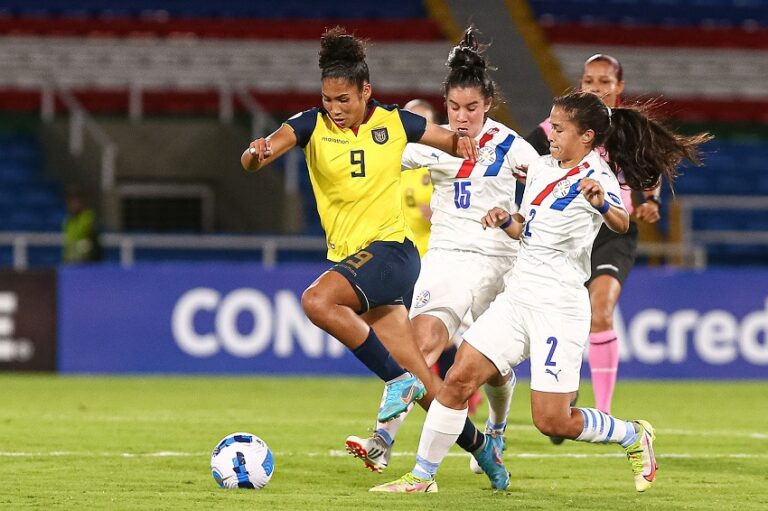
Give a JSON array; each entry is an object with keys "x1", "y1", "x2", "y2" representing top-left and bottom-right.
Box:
[
  {"x1": 553, "y1": 91, "x2": 712, "y2": 191},
  {"x1": 604, "y1": 107, "x2": 712, "y2": 190}
]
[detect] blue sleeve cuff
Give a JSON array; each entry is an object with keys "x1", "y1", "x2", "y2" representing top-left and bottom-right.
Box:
[{"x1": 398, "y1": 109, "x2": 427, "y2": 143}]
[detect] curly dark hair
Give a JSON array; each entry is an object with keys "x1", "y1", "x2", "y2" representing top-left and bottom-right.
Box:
[
  {"x1": 443, "y1": 26, "x2": 499, "y2": 106},
  {"x1": 553, "y1": 91, "x2": 712, "y2": 191},
  {"x1": 318, "y1": 26, "x2": 369, "y2": 90}
]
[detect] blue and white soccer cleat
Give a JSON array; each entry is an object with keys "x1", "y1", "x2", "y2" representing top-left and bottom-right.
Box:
[
  {"x1": 470, "y1": 426, "x2": 506, "y2": 475},
  {"x1": 471, "y1": 432, "x2": 510, "y2": 490},
  {"x1": 377, "y1": 372, "x2": 426, "y2": 423}
]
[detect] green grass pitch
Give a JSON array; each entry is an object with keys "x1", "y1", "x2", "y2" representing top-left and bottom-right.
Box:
[{"x1": 1, "y1": 375, "x2": 766, "y2": 510}]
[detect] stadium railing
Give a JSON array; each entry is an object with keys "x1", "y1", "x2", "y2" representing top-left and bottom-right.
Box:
[
  {"x1": 44, "y1": 85, "x2": 118, "y2": 190},
  {"x1": 0, "y1": 231, "x2": 704, "y2": 270},
  {"x1": 0, "y1": 231, "x2": 328, "y2": 269},
  {"x1": 680, "y1": 195, "x2": 768, "y2": 251}
]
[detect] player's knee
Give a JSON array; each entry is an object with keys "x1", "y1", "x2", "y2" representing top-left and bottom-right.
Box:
[
  {"x1": 301, "y1": 287, "x2": 328, "y2": 326},
  {"x1": 442, "y1": 368, "x2": 477, "y2": 405},
  {"x1": 416, "y1": 331, "x2": 446, "y2": 366},
  {"x1": 532, "y1": 412, "x2": 566, "y2": 438},
  {"x1": 590, "y1": 308, "x2": 613, "y2": 332}
]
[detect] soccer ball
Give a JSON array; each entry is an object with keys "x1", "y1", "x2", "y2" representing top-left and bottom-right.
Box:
[{"x1": 210, "y1": 432, "x2": 274, "y2": 489}]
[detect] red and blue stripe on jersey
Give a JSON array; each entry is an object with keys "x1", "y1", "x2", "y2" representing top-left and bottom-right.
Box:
[
  {"x1": 455, "y1": 130, "x2": 516, "y2": 178},
  {"x1": 532, "y1": 162, "x2": 593, "y2": 211}
]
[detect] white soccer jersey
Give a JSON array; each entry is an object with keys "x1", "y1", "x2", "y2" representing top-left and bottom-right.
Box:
[
  {"x1": 509, "y1": 150, "x2": 627, "y2": 317},
  {"x1": 402, "y1": 118, "x2": 539, "y2": 256}
]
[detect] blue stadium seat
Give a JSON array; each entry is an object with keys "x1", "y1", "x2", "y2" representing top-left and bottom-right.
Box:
[
  {"x1": 529, "y1": 0, "x2": 768, "y2": 26},
  {"x1": 0, "y1": 0, "x2": 429, "y2": 19},
  {"x1": 0, "y1": 135, "x2": 67, "y2": 232}
]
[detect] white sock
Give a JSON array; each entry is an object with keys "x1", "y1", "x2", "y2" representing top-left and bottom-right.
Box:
[
  {"x1": 375, "y1": 392, "x2": 412, "y2": 446},
  {"x1": 574, "y1": 407, "x2": 638, "y2": 447},
  {"x1": 412, "y1": 400, "x2": 467, "y2": 479},
  {"x1": 484, "y1": 371, "x2": 515, "y2": 431}
]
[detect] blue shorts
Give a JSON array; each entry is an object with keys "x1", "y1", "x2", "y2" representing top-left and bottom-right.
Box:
[{"x1": 331, "y1": 239, "x2": 421, "y2": 314}]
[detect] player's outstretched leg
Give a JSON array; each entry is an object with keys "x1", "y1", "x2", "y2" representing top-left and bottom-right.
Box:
[
  {"x1": 549, "y1": 390, "x2": 579, "y2": 445},
  {"x1": 572, "y1": 408, "x2": 658, "y2": 492},
  {"x1": 469, "y1": 371, "x2": 515, "y2": 475}
]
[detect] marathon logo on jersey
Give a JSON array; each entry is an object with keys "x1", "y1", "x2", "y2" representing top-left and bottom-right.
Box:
[
  {"x1": 553, "y1": 178, "x2": 572, "y2": 199},
  {"x1": 413, "y1": 290, "x2": 430, "y2": 308},
  {"x1": 371, "y1": 128, "x2": 388, "y2": 145},
  {"x1": 477, "y1": 145, "x2": 497, "y2": 166}
]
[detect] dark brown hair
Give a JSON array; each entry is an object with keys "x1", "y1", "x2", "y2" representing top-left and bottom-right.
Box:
[
  {"x1": 553, "y1": 91, "x2": 712, "y2": 191},
  {"x1": 318, "y1": 26, "x2": 369, "y2": 90},
  {"x1": 443, "y1": 26, "x2": 499, "y2": 106}
]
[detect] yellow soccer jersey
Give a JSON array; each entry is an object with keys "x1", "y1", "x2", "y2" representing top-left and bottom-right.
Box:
[
  {"x1": 286, "y1": 100, "x2": 427, "y2": 261},
  {"x1": 400, "y1": 167, "x2": 432, "y2": 257}
]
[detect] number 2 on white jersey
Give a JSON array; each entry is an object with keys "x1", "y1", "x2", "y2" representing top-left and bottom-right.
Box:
[{"x1": 523, "y1": 208, "x2": 536, "y2": 237}]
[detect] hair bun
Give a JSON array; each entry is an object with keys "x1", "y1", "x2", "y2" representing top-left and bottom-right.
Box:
[
  {"x1": 319, "y1": 26, "x2": 366, "y2": 69},
  {"x1": 446, "y1": 26, "x2": 488, "y2": 71},
  {"x1": 447, "y1": 46, "x2": 486, "y2": 70}
]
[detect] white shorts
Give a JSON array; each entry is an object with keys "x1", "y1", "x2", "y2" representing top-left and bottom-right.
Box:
[
  {"x1": 462, "y1": 292, "x2": 590, "y2": 393},
  {"x1": 409, "y1": 249, "x2": 514, "y2": 339}
]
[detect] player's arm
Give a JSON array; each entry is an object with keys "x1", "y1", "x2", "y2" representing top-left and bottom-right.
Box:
[
  {"x1": 508, "y1": 137, "x2": 541, "y2": 185},
  {"x1": 579, "y1": 177, "x2": 629, "y2": 233},
  {"x1": 524, "y1": 126, "x2": 550, "y2": 156},
  {"x1": 401, "y1": 143, "x2": 425, "y2": 171},
  {"x1": 634, "y1": 183, "x2": 662, "y2": 223},
  {"x1": 398, "y1": 107, "x2": 476, "y2": 161},
  {"x1": 240, "y1": 124, "x2": 298, "y2": 172},
  {"x1": 418, "y1": 123, "x2": 478, "y2": 161},
  {"x1": 481, "y1": 207, "x2": 525, "y2": 239}
]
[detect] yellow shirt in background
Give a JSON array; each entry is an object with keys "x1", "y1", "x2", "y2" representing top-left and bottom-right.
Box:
[{"x1": 401, "y1": 167, "x2": 432, "y2": 257}]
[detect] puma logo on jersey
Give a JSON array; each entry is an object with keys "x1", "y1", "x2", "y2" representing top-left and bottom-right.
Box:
[
  {"x1": 413, "y1": 290, "x2": 430, "y2": 308},
  {"x1": 545, "y1": 368, "x2": 562, "y2": 381}
]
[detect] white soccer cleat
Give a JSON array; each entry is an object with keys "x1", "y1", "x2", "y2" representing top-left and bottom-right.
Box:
[{"x1": 345, "y1": 433, "x2": 392, "y2": 473}]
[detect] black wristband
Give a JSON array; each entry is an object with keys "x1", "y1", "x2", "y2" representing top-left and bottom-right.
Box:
[{"x1": 644, "y1": 195, "x2": 662, "y2": 206}]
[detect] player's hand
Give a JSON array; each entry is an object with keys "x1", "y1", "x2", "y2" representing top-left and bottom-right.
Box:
[
  {"x1": 481, "y1": 207, "x2": 510, "y2": 230},
  {"x1": 513, "y1": 163, "x2": 528, "y2": 184},
  {"x1": 578, "y1": 177, "x2": 606, "y2": 209},
  {"x1": 457, "y1": 131, "x2": 478, "y2": 161},
  {"x1": 634, "y1": 202, "x2": 661, "y2": 223},
  {"x1": 248, "y1": 138, "x2": 273, "y2": 162}
]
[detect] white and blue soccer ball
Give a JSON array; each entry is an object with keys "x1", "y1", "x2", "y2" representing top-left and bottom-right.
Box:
[{"x1": 210, "y1": 432, "x2": 274, "y2": 490}]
